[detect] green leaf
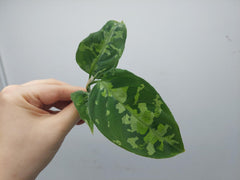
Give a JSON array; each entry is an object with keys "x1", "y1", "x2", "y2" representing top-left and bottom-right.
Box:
[
  {"x1": 71, "y1": 91, "x2": 93, "y2": 133},
  {"x1": 88, "y1": 69, "x2": 184, "y2": 158},
  {"x1": 73, "y1": 20, "x2": 184, "y2": 159},
  {"x1": 76, "y1": 20, "x2": 127, "y2": 79}
]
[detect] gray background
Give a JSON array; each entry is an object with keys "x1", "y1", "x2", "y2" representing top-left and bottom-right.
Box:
[
  {"x1": 0, "y1": 0, "x2": 240, "y2": 180},
  {"x1": 0, "y1": 55, "x2": 7, "y2": 89}
]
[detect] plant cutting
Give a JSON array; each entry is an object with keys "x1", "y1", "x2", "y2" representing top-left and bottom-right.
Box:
[{"x1": 71, "y1": 20, "x2": 184, "y2": 159}]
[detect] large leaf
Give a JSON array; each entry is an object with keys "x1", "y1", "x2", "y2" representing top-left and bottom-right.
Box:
[
  {"x1": 76, "y1": 20, "x2": 127, "y2": 78},
  {"x1": 71, "y1": 91, "x2": 93, "y2": 133},
  {"x1": 88, "y1": 69, "x2": 184, "y2": 158}
]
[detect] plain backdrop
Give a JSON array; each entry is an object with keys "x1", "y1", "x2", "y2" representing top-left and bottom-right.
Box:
[{"x1": 0, "y1": 0, "x2": 240, "y2": 180}]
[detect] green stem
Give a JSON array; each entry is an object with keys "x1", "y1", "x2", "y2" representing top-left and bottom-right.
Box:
[{"x1": 86, "y1": 76, "x2": 94, "y2": 91}]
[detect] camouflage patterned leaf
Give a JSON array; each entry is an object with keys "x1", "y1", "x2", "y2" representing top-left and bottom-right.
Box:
[
  {"x1": 71, "y1": 91, "x2": 93, "y2": 133},
  {"x1": 76, "y1": 20, "x2": 127, "y2": 79},
  {"x1": 88, "y1": 69, "x2": 184, "y2": 158}
]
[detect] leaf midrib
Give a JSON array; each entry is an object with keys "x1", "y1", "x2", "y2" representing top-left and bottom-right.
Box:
[{"x1": 89, "y1": 24, "x2": 118, "y2": 77}]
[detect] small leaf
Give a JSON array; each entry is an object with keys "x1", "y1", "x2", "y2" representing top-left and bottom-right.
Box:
[
  {"x1": 71, "y1": 91, "x2": 93, "y2": 133},
  {"x1": 88, "y1": 69, "x2": 184, "y2": 158},
  {"x1": 76, "y1": 20, "x2": 127, "y2": 78}
]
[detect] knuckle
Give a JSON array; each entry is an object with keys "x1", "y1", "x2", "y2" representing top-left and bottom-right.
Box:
[
  {"x1": 47, "y1": 78, "x2": 57, "y2": 81},
  {"x1": 45, "y1": 78, "x2": 67, "y2": 85},
  {"x1": 1, "y1": 85, "x2": 20, "y2": 94},
  {"x1": 0, "y1": 85, "x2": 20, "y2": 100},
  {"x1": 47, "y1": 78, "x2": 59, "y2": 83},
  {"x1": 26, "y1": 80, "x2": 39, "y2": 84}
]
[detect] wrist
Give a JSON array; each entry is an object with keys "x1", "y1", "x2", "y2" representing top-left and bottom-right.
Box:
[
  {"x1": 0, "y1": 152, "x2": 35, "y2": 180},
  {"x1": 0, "y1": 169, "x2": 35, "y2": 180}
]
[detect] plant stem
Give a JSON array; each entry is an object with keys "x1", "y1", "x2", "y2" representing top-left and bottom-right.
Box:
[{"x1": 86, "y1": 76, "x2": 94, "y2": 91}]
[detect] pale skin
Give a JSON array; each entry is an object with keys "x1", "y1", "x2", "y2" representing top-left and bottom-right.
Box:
[{"x1": 0, "y1": 79, "x2": 85, "y2": 180}]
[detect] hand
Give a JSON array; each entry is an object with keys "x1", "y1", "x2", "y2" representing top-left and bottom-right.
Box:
[{"x1": 0, "y1": 79, "x2": 85, "y2": 180}]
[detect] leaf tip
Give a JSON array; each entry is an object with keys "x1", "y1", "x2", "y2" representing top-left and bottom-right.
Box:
[{"x1": 90, "y1": 125, "x2": 94, "y2": 134}]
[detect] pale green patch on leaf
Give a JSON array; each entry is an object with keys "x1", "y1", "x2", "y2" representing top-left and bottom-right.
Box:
[
  {"x1": 127, "y1": 113, "x2": 149, "y2": 135},
  {"x1": 165, "y1": 134, "x2": 179, "y2": 146},
  {"x1": 127, "y1": 137, "x2": 139, "y2": 149},
  {"x1": 143, "y1": 123, "x2": 179, "y2": 153},
  {"x1": 122, "y1": 114, "x2": 131, "y2": 125},
  {"x1": 134, "y1": 84, "x2": 145, "y2": 104},
  {"x1": 137, "y1": 103, "x2": 154, "y2": 125},
  {"x1": 113, "y1": 140, "x2": 122, "y2": 146},
  {"x1": 153, "y1": 95, "x2": 163, "y2": 117},
  {"x1": 95, "y1": 119, "x2": 100, "y2": 125},
  {"x1": 146, "y1": 143, "x2": 156, "y2": 155},
  {"x1": 157, "y1": 124, "x2": 170, "y2": 137},
  {"x1": 101, "y1": 88, "x2": 107, "y2": 97},
  {"x1": 111, "y1": 86, "x2": 128, "y2": 103},
  {"x1": 158, "y1": 142, "x2": 164, "y2": 151},
  {"x1": 144, "y1": 129, "x2": 158, "y2": 145},
  {"x1": 116, "y1": 103, "x2": 125, "y2": 114}
]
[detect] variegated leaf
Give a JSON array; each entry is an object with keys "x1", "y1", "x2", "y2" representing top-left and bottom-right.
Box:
[
  {"x1": 71, "y1": 91, "x2": 93, "y2": 133},
  {"x1": 76, "y1": 20, "x2": 127, "y2": 79},
  {"x1": 88, "y1": 69, "x2": 184, "y2": 158}
]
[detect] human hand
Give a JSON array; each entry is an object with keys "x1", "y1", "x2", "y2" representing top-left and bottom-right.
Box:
[{"x1": 0, "y1": 79, "x2": 85, "y2": 180}]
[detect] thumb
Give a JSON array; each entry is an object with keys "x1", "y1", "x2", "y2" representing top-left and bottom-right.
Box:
[{"x1": 53, "y1": 103, "x2": 80, "y2": 135}]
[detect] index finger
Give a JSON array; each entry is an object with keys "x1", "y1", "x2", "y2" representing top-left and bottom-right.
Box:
[{"x1": 22, "y1": 81, "x2": 85, "y2": 107}]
